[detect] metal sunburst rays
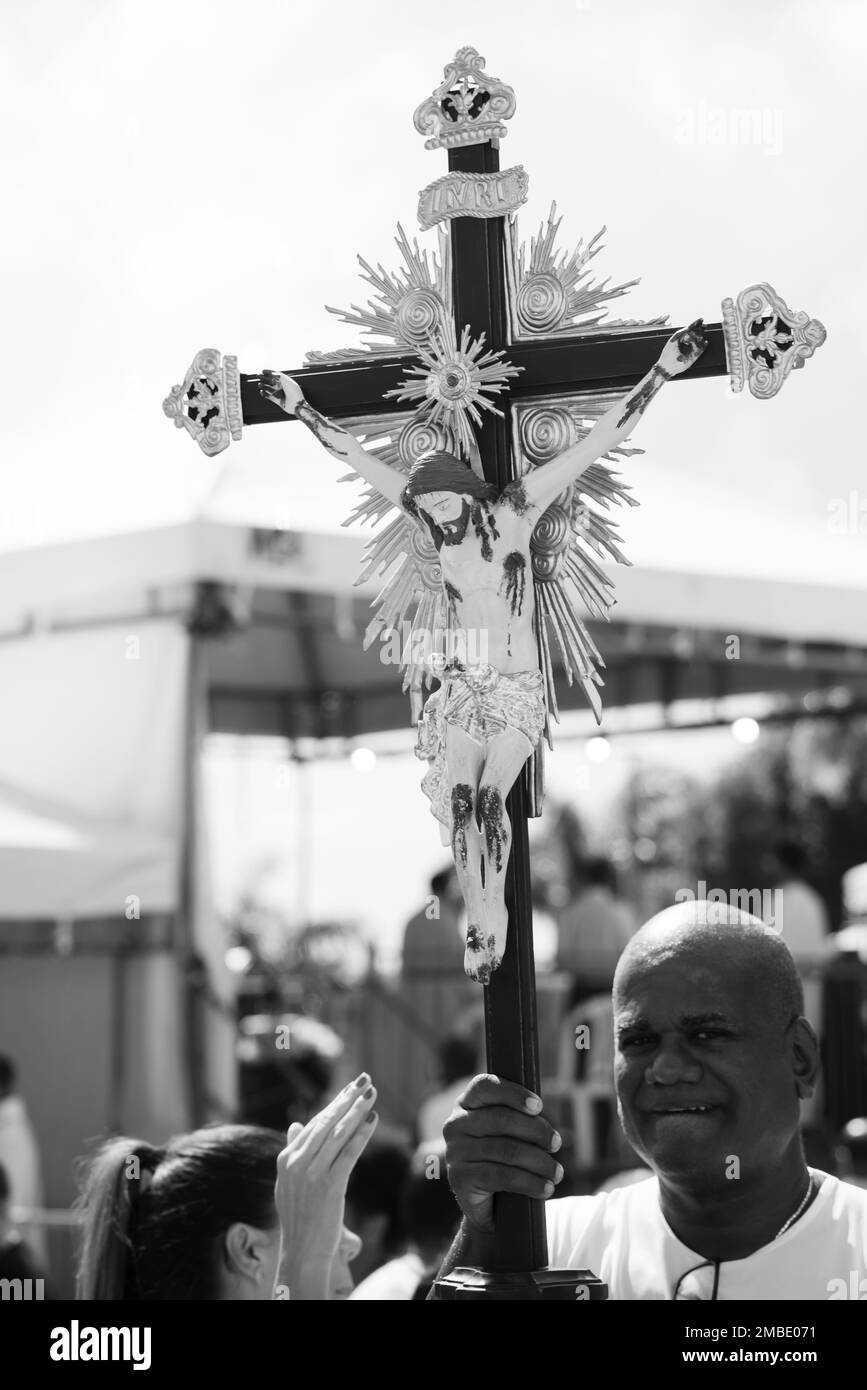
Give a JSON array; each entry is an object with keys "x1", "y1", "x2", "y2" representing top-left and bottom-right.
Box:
[
  {"x1": 512, "y1": 392, "x2": 644, "y2": 734},
  {"x1": 306, "y1": 223, "x2": 452, "y2": 362},
  {"x1": 505, "y1": 202, "x2": 669, "y2": 339},
  {"x1": 384, "y1": 320, "x2": 522, "y2": 460},
  {"x1": 309, "y1": 213, "x2": 665, "y2": 733}
]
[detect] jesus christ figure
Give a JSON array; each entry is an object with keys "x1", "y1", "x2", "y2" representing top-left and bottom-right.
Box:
[{"x1": 260, "y1": 320, "x2": 706, "y2": 983}]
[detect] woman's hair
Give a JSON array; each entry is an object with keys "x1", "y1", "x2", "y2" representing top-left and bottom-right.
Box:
[{"x1": 75, "y1": 1124, "x2": 284, "y2": 1301}]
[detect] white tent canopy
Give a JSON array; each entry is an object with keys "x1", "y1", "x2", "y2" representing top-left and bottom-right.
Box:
[{"x1": 1, "y1": 514, "x2": 865, "y2": 920}]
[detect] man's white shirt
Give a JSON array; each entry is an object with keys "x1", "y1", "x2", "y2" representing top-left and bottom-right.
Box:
[{"x1": 546, "y1": 1171, "x2": 867, "y2": 1299}]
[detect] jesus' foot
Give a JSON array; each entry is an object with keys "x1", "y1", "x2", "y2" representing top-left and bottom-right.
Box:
[{"x1": 463, "y1": 905, "x2": 509, "y2": 986}]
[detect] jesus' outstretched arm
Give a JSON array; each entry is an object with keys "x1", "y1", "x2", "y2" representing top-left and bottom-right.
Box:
[
  {"x1": 518, "y1": 319, "x2": 708, "y2": 516},
  {"x1": 259, "y1": 370, "x2": 409, "y2": 509}
]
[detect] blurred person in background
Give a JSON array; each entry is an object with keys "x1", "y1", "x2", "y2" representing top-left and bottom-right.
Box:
[
  {"x1": 0, "y1": 1159, "x2": 56, "y2": 1296},
  {"x1": 771, "y1": 841, "x2": 830, "y2": 958},
  {"x1": 76, "y1": 1073, "x2": 377, "y2": 1300},
  {"x1": 416, "y1": 1032, "x2": 480, "y2": 1147},
  {"x1": 771, "y1": 840, "x2": 832, "y2": 1121},
  {"x1": 836, "y1": 1118, "x2": 867, "y2": 1191},
  {"x1": 0, "y1": 1052, "x2": 47, "y2": 1263},
  {"x1": 401, "y1": 866, "x2": 477, "y2": 1125},
  {"x1": 832, "y1": 861, "x2": 867, "y2": 959},
  {"x1": 557, "y1": 856, "x2": 638, "y2": 1006},
  {"x1": 401, "y1": 865, "x2": 465, "y2": 975},
  {"x1": 343, "y1": 1137, "x2": 411, "y2": 1286},
  {"x1": 351, "y1": 1140, "x2": 460, "y2": 1300}
]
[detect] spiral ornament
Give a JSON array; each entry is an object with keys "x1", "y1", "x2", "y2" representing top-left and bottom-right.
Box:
[
  {"x1": 516, "y1": 272, "x2": 567, "y2": 334},
  {"x1": 396, "y1": 289, "x2": 445, "y2": 346},
  {"x1": 519, "y1": 406, "x2": 574, "y2": 464}
]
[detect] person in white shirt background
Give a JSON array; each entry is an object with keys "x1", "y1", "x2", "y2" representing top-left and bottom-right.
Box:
[
  {"x1": 770, "y1": 840, "x2": 834, "y2": 1125},
  {"x1": 0, "y1": 1053, "x2": 47, "y2": 1264},
  {"x1": 556, "y1": 856, "x2": 638, "y2": 1007},
  {"x1": 351, "y1": 1140, "x2": 459, "y2": 1300},
  {"x1": 437, "y1": 901, "x2": 867, "y2": 1299},
  {"x1": 416, "y1": 1032, "x2": 481, "y2": 1148}
]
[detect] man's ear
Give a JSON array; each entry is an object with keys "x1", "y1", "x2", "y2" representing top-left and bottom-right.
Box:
[
  {"x1": 789, "y1": 1016, "x2": 820, "y2": 1099},
  {"x1": 223, "y1": 1222, "x2": 270, "y2": 1282}
]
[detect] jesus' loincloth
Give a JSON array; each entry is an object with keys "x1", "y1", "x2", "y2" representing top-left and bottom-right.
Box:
[{"x1": 415, "y1": 660, "x2": 546, "y2": 833}]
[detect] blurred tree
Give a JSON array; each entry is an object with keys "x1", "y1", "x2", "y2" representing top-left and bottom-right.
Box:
[
  {"x1": 702, "y1": 717, "x2": 867, "y2": 927},
  {"x1": 615, "y1": 765, "x2": 709, "y2": 921},
  {"x1": 606, "y1": 718, "x2": 867, "y2": 930}
]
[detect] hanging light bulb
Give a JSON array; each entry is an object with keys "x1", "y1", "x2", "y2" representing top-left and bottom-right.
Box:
[{"x1": 586, "y1": 736, "x2": 611, "y2": 763}]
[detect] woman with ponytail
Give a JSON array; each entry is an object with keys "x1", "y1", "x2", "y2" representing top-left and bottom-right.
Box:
[{"x1": 76, "y1": 1072, "x2": 378, "y2": 1300}]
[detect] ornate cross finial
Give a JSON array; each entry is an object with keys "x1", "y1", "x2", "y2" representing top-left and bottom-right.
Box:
[
  {"x1": 162, "y1": 348, "x2": 242, "y2": 456},
  {"x1": 413, "y1": 46, "x2": 516, "y2": 152},
  {"x1": 722, "y1": 283, "x2": 826, "y2": 400}
]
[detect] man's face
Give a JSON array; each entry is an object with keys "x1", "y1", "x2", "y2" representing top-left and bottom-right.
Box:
[
  {"x1": 614, "y1": 950, "x2": 802, "y2": 1190},
  {"x1": 418, "y1": 490, "x2": 467, "y2": 524}
]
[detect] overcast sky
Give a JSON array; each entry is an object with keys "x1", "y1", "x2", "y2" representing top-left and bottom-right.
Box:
[{"x1": 2, "y1": 0, "x2": 865, "y2": 588}]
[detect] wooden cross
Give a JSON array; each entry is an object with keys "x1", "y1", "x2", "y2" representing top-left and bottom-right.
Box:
[{"x1": 164, "y1": 45, "x2": 824, "y2": 1300}]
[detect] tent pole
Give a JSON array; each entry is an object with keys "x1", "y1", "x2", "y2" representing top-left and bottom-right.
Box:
[{"x1": 178, "y1": 609, "x2": 207, "y2": 1126}]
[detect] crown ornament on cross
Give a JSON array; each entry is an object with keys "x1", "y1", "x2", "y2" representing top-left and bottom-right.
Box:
[
  {"x1": 413, "y1": 46, "x2": 517, "y2": 151},
  {"x1": 722, "y1": 282, "x2": 827, "y2": 401}
]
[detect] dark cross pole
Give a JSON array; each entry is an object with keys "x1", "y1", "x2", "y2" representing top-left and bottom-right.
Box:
[
  {"x1": 235, "y1": 168, "x2": 726, "y2": 1303},
  {"x1": 445, "y1": 136, "x2": 546, "y2": 1278}
]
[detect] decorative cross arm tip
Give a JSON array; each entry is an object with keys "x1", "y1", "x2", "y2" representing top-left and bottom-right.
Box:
[
  {"x1": 722, "y1": 282, "x2": 826, "y2": 400},
  {"x1": 162, "y1": 348, "x2": 243, "y2": 456}
]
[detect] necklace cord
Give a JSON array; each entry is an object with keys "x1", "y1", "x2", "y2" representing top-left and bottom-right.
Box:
[{"x1": 670, "y1": 1171, "x2": 815, "y2": 1300}]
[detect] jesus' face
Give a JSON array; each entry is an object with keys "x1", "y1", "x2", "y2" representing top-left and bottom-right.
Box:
[{"x1": 417, "y1": 490, "x2": 468, "y2": 524}]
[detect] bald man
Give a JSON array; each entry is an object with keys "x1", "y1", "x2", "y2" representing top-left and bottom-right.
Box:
[{"x1": 438, "y1": 902, "x2": 867, "y2": 1299}]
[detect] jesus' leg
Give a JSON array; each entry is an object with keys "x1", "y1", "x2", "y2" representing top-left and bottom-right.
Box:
[
  {"x1": 475, "y1": 728, "x2": 535, "y2": 982},
  {"x1": 443, "y1": 722, "x2": 487, "y2": 981}
]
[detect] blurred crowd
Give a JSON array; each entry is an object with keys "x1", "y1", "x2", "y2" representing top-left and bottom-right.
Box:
[{"x1": 1, "y1": 829, "x2": 866, "y2": 1301}]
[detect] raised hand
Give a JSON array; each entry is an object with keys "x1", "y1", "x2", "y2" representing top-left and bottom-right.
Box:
[
  {"x1": 443, "y1": 1074, "x2": 564, "y2": 1233},
  {"x1": 657, "y1": 318, "x2": 708, "y2": 377},
  {"x1": 259, "y1": 369, "x2": 306, "y2": 415},
  {"x1": 273, "y1": 1072, "x2": 378, "y2": 1298}
]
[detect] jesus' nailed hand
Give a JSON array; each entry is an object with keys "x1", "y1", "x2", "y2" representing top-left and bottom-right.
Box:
[{"x1": 259, "y1": 321, "x2": 706, "y2": 984}]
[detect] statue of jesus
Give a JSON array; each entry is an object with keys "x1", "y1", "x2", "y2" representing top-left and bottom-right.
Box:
[{"x1": 260, "y1": 319, "x2": 706, "y2": 983}]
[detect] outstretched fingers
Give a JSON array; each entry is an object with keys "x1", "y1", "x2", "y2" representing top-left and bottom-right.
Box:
[
  {"x1": 677, "y1": 318, "x2": 708, "y2": 358},
  {"x1": 258, "y1": 368, "x2": 284, "y2": 404},
  {"x1": 290, "y1": 1074, "x2": 375, "y2": 1161}
]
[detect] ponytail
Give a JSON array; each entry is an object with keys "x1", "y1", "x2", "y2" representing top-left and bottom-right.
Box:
[
  {"x1": 74, "y1": 1137, "x2": 164, "y2": 1300},
  {"x1": 75, "y1": 1125, "x2": 283, "y2": 1300}
]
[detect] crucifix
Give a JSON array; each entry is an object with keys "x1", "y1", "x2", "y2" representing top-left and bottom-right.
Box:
[{"x1": 163, "y1": 46, "x2": 825, "y2": 1299}]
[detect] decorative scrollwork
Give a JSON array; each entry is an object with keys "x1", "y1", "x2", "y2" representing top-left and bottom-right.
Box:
[
  {"x1": 531, "y1": 502, "x2": 571, "y2": 582},
  {"x1": 162, "y1": 348, "x2": 242, "y2": 457},
  {"x1": 516, "y1": 273, "x2": 568, "y2": 334},
  {"x1": 519, "y1": 406, "x2": 575, "y2": 465},
  {"x1": 397, "y1": 418, "x2": 453, "y2": 467},
  {"x1": 722, "y1": 282, "x2": 827, "y2": 400},
  {"x1": 409, "y1": 525, "x2": 443, "y2": 591},
  {"x1": 395, "y1": 288, "x2": 446, "y2": 346}
]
